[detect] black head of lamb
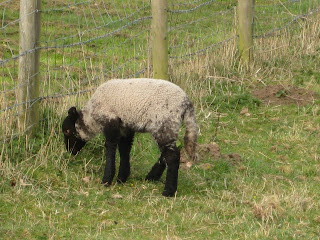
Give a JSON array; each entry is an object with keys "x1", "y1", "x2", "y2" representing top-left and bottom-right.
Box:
[{"x1": 62, "y1": 107, "x2": 86, "y2": 155}]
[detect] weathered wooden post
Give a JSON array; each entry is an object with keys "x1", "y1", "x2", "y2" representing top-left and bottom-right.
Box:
[
  {"x1": 17, "y1": 0, "x2": 41, "y2": 135},
  {"x1": 151, "y1": 0, "x2": 168, "y2": 80},
  {"x1": 237, "y1": 0, "x2": 254, "y2": 66}
]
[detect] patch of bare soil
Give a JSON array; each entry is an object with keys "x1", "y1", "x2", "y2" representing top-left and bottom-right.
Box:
[
  {"x1": 197, "y1": 142, "x2": 222, "y2": 159},
  {"x1": 180, "y1": 142, "x2": 243, "y2": 170},
  {"x1": 252, "y1": 85, "x2": 318, "y2": 106}
]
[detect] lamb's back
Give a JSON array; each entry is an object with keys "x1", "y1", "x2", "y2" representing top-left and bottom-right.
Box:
[{"x1": 87, "y1": 78, "x2": 189, "y2": 131}]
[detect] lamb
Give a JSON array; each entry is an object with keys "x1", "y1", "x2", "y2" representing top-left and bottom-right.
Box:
[{"x1": 62, "y1": 78, "x2": 197, "y2": 197}]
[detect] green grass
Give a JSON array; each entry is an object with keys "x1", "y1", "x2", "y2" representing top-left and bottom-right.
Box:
[
  {"x1": 1, "y1": 0, "x2": 320, "y2": 239},
  {"x1": 2, "y1": 99, "x2": 320, "y2": 239}
]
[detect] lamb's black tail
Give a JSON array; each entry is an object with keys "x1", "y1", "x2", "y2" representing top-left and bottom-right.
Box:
[{"x1": 183, "y1": 100, "x2": 198, "y2": 161}]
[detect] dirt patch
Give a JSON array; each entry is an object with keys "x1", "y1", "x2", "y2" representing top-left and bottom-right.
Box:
[
  {"x1": 180, "y1": 142, "x2": 221, "y2": 165},
  {"x1": 222, "y1": 153, "x2": 242, "y2": 165},
  {"x1": 252, "y1": 85, "x2": 318, "y2": 106},
  {"x1": 180, "y1": 142, "x2": 242, "y2": 169},
  {"x1": 197, "y1": 142, "x2": 222, "y2": 159}
]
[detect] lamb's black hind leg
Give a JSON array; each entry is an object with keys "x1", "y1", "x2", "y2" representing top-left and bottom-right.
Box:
[
  {"x1": 161, "y1": 145, "x2": 180, "y2": 197},
  {"x1": 117, "y1": 130, "x2": 134, "y2": 183},
  {"x1": 145, "y1": 151, "x2": 166, "y2": 181},
  {"x1": 146, "y1": 139, "x2": 180, "y2": 197}
]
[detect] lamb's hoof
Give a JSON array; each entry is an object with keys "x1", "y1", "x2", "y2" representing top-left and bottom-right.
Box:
[
  {"x1": 145, "y1": 176, "x2": 154, "y2": 182},
  {"x1": 162, "y1": 190, "x2": 176, "y2": 197},
  {"x1": 116, "y1": 178, "x2": 127, "y2": 184},
  {"x1": 101, "y1": 180, "x2": 111, "y2": 187},
  {"x1": 145, "y1": 174, "x2": 161, "y2": 182}
]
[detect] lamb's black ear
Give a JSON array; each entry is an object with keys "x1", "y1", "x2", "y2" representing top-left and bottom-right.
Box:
[{"x1": 68, "y1": 107, "x2": 79, "y2": 121}]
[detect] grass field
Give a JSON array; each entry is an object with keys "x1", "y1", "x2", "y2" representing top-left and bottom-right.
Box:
[{"x1": 1, "y1": 0, "x2": 320, "y2": 239}]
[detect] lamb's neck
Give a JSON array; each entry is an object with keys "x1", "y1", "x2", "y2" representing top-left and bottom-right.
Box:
[{"x1": 75, "y1": 109, "x2": 99, "y2": 141}]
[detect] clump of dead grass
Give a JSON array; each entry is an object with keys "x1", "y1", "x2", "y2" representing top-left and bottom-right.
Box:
[{"x1": 253, "y1": 195, "x2": 284, "y2": 223}]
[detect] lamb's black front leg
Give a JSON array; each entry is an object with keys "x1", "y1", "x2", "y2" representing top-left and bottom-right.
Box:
[
  {"x1": 101, "y1": 119, "x2": 120, "y2": 186},
  {"x1": 117, "y1": 129, "x2": 134, "y2": 183}
]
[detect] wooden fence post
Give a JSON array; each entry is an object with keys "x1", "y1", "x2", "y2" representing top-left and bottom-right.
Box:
[
  {"x1": 237, "y1": 0, "x2": 254, "y2": 66},
  {"x1": 17, "y1": 0, "x2": 41, "y2": 136},
  {"x1": 151, "y1": 0, "x2": 168, "y2": 80}
]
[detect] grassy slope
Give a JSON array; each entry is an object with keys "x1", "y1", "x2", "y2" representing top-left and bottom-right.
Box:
[{"x1": 1, "y1": 1, "x2": 320, "y2": 239}]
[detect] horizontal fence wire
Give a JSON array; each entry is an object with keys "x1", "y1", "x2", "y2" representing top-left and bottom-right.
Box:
[
  {"x1": 1, "y1": 0, "x2": 320, "y2": 140},
  {"x1": 168, "y1": 0, "x2": 236, "y2": 59},
  {"x1": 0, "y1": 8, "x2": 151, "y2": 65},
  {"x1": 254, "y1": 4, "x2": 320, "y2": 38},
  {"x1": 167, "y1": 0, "x2": 218, "y2": 14}
]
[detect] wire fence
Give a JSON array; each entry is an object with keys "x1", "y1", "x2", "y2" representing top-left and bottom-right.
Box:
[{"x1": 1, "y1": 0, "x2": 320, "y2": 140}]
